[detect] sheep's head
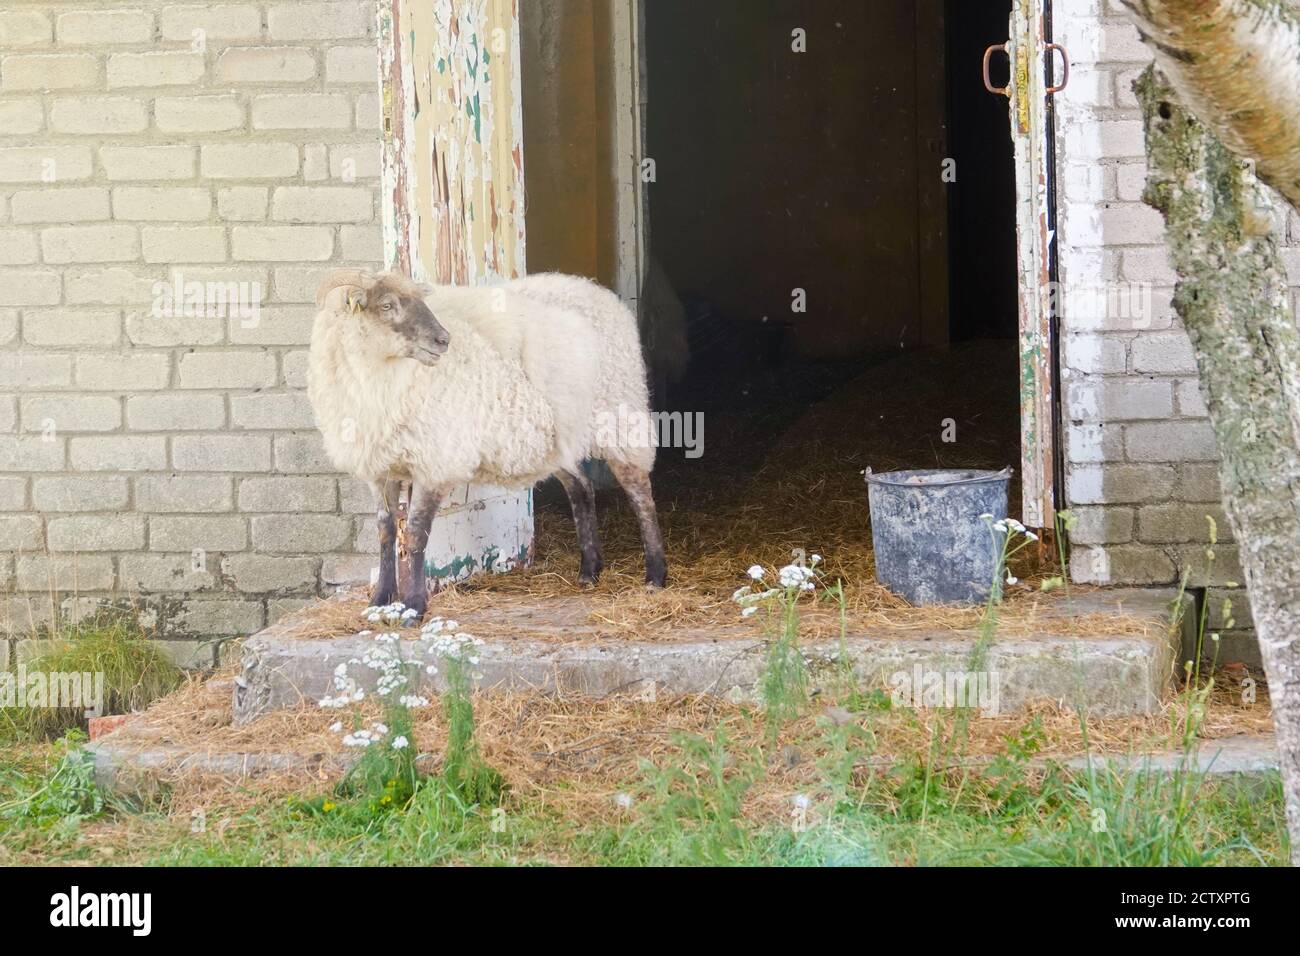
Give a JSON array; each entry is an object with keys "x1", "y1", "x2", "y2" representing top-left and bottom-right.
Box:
[{"x1": 316, "y1": 270, "x2": 450, "y2": 366}]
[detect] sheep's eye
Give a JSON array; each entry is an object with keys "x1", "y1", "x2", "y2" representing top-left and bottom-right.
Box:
[{"x1": 380, "y1": 300, "x2": 394, "y2": 312}]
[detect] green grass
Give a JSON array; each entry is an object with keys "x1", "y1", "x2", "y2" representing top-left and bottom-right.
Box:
[
  {"x1": 0, "y1": 722, "x2": 1286, "y2": 867},
  {"x1": 1, "y1": 610, "x2": 184, "y2": 742}
]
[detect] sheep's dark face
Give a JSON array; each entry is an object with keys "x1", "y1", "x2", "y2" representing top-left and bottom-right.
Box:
[
  {"x1": 348, "y1": 281, "x2": 450, "y2": 366},
  {"x1": 377, "y1": 289, "x2": 450, "y2": 366}
]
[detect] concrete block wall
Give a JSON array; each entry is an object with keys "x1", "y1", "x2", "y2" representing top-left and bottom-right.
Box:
[
  {"x1": 0, "y1": 1, "x2": 391, "y2": 665},
  {"x1": 1053, "y1": 0, "x2": 1292, "y2": 662}
]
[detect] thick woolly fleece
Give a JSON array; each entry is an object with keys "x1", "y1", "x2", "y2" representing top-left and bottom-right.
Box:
[{"x1": 308, "y1": 272, "x2": 656, "y2": 491}]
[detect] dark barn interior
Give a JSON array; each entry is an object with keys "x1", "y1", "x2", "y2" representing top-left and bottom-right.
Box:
[{"x1": 522, "y1": 0, "x2": 1026, "y2": 591}]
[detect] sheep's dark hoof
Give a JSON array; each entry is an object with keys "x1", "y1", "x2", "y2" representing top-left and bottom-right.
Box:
[
  {"x1": 369, "y1": 584, "x2": 397, "y2": 607},
  {"x1": 644, "y1": 562, "x2": 668, "y2": 588},
  {"x1": 400, "y1": 590, "x2": 428, "y2": 621},
  {"x1": 578, "y1": 552, "x2": 604, "y2": 587}
]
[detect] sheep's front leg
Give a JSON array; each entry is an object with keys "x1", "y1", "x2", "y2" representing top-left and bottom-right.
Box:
[
  {"x1": 401, "y1": 484, "x2": 446, "y2": 618},
  {"x1": 371, "y1": 478, "x2": 402, "y2": 606}
]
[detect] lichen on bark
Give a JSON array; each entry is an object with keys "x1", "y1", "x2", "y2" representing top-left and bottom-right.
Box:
[{"x1": 1137, "y1": 65, "x2": 1300, "y2": 864}]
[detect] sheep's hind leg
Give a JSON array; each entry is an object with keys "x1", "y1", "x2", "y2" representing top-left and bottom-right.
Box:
[
  {"x1": 608, "y1": 460, "x2": 668, "y2": 587},
  {"x1": 401, "y1": 483, "x2": 446, "y2": 619},
  {"x1": 370, "y1": 478, "x2": 402, "y2": 607},
  {"x1": 557, "y1": 467, "x2": 604, "y2": 584}
]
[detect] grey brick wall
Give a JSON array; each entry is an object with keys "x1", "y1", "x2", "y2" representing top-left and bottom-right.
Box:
[
  {"x1": 0, "y1": 1, "x2": 384, "y2": 665},
  {"x1": 1054, "y1": 0, "x2": 1291, "y2": 660}
]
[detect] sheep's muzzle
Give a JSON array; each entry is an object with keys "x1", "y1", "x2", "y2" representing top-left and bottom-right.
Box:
[{"x1": 401, "y1": 298, "x2": 450, "y2": 366}]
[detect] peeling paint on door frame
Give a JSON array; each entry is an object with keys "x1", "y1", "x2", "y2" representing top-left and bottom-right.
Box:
[
  {"x1": 1008, "y1": 0, "x2": 1059, "y2": 530},
  {"x1": 377, "y1": 0, "x2": 534, "y2": 583}
]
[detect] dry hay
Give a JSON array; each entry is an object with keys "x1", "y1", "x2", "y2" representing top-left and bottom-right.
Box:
[
  {"x1": 271, "y1": 580, "x2": 1165, "y2": 648},
  {"x1": 105, "y1": 664, "x2": 1274, "y2": 827}
]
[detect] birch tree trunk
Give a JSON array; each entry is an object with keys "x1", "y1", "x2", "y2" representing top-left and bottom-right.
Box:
[
  {"x1": 1121, "y1": 0, "x2": 1300, "y2": 208},
  {"x1": 1119, "y1": 0, "x2": 1300, "y2": 865},
  {"x1": 1135, "y1": 67, "x2": 1300, "y2": 864}
]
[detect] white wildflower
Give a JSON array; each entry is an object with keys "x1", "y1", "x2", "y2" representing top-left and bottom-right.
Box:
[
  {"x1": 391, "y1": 735, "x2": 409, "y2": 750},
  {"x1": 747, "y1": 565, "x2": 766, "y2": 581},
  {"x1": 778, "y1": 564, "x2": 815, "y2": 589}
]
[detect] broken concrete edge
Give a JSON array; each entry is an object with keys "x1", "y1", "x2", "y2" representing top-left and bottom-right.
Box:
[
  {"x1": 1063, "y1": 734, "x2": 1282, "y2": 776},
  {"x1": 231, "y1": 588, "x2": 1194, "y2": 724},
  {"x1": 86, "y1": 742, "x2": 353, "y2": 794},
  {"x1": 85, "y1": 733, "x2": 1280, "y2": 797},
  {"x1": 85, "y1": 742, "x2": 445, "y2": 794},
  {"x1": 87, "y1": 714, "x2": 139, "y2": 740}
]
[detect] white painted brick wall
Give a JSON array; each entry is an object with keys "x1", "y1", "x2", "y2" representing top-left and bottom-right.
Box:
[
  {"x1": 0, "y1": 0, "x2": 392, "y2": 651},
  {"x1": 1054, "y1": 3, "x2": 1266, "y2": 610}
]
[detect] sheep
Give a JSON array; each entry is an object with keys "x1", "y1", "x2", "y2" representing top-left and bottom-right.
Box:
[{"x1": 309, "y1": 269, "x2": 668, "y2": 617}]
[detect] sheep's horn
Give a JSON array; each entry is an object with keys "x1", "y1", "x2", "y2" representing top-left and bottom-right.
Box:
[{"x1": 315, "y1": 269, "x2": 376, "y2": 307}]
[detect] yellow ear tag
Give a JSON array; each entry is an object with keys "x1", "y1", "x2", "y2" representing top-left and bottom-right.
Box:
[{"x1": 347, "y1": 293, "x2": 363, "y2": 314}]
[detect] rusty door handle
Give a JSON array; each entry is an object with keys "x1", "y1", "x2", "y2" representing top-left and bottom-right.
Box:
[
  {"x1": 983, "y1": 42, "x2": 1010, "y2": 96},
  {"x1": 1046, "y1": 42, "x2": 1070, "y2": 93}
]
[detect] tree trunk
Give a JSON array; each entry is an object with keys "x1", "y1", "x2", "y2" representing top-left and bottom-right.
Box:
[
  {"x1": 1137, "y1": 67, "x2": 1300, "y2": 865},
  {"x1": 1120, "y1": 0, "x2": 1300, "y2": 209}
]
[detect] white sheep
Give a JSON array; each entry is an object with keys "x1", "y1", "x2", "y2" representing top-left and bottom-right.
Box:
[{"x1": 309, "y1": 269, "x2": 668, "y2": 616}]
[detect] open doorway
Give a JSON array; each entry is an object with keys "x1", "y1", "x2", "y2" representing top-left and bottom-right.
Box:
[{"x1": 521, "y1": 0, "x2": 1024, "y2": 585}]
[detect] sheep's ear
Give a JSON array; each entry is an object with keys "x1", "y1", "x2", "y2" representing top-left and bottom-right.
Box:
[{"x1": 345, "y1": 288, "x2": 367, "y2": 314}]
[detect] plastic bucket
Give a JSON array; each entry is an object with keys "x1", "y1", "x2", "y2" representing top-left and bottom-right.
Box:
[{"x1": 865, "y1": 467, "x2": 1012, "y2": 605}]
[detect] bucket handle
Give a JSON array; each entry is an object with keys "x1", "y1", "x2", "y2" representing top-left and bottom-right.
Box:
[{"x1": 864, "y1": 466, "x2": 1014, "y2": 485}]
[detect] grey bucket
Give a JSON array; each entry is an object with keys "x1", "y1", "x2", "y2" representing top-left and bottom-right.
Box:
[{"x1": 865, "y1": 467, "x2": 1012, "y2": 605}]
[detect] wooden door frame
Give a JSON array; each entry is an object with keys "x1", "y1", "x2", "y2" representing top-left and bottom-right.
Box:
[
  {"x1": 1007, "y1": 0, "x2": 1060, "y2": 530},
  {"x1": 599, "y1": 0, "x2": 647, "y2": 308}
]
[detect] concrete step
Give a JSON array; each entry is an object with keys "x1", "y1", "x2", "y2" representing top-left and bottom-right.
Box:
[
  {"x1": 88, "y1": 729, "x2": 1278, "y2": 794},
  {"x1": 232, "y1": 588, "x2": 1190, "y2": 723}
]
